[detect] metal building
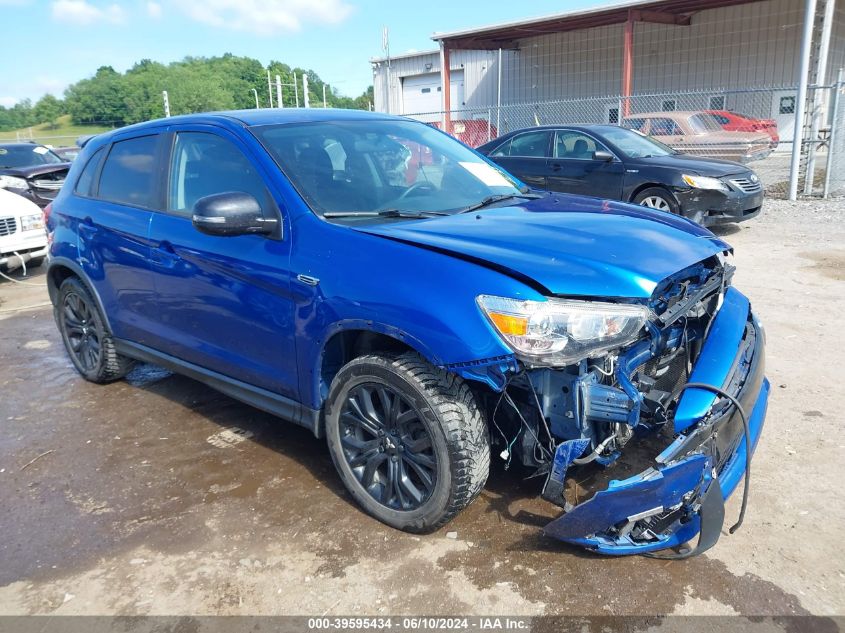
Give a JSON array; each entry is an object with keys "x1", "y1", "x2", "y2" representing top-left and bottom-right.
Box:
[{"x1": 371, "y1": 0, "x2": 844, "y2": 196}]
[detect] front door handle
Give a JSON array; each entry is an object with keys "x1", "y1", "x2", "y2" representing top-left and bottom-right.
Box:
[
  {"x1": 296, "y1": 274, "x2": 320, "y2": 286},
  {"x1": 151, "y1": 241, "x2": 180, "y2": 267},
  {"x1": 550, "y1": 163, "x2": 562, "y2": 172}
]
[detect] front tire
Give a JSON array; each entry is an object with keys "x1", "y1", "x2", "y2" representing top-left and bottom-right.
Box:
[
  {"x1": 325, "y1": 352, "x2": 489, "y2": 533},
  {"x1": 633, "y1": 187, "x2": 680, "y2": 215},
  {"x1": 55, "y1": 277, "x2": 133, "y2": 383}
]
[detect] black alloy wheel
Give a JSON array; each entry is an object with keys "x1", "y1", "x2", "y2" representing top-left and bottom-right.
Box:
[{"x1": 339, "y1": 382, "x2": 438, "y2": 510}]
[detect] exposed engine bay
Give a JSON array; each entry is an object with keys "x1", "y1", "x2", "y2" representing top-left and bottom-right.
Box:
[{"x1": 482, "y1": 254, "x2": 766, "y2": 555}]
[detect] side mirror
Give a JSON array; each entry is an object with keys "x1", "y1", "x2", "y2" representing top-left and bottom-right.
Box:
[
  {"x1": 191, "y1": 192, "x2": 278, "y2": 237},
  {"x1": 593, "y1": 150, "x2": 615, "y2": 162}
]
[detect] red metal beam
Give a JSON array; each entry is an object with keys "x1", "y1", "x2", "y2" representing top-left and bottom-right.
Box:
[
  {"x1": 440, "y1": 44, "x2": 452, "y2": 134},
  {"x1": 622, "y1": 11, "x2": 634, "y2": 117},
  {"x1": 634, "y1": 9, "x2": 691, "y2": 25},
  {"x1": 435, "y1": 0, "x2": 757, "y2": 50}
]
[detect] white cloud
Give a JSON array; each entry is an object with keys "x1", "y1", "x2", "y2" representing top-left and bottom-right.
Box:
[
  {"x1": 146, "y1": 1, "x2": 161, "y2": 18},
  {"x1": 174, "y1": 0, "x2": 354, "y2": 35},
  {"x1": 0, "y1": 96, "x2": 19, "y2": 108},
  {"x1": 51, "y1": 0, "x2": 125, "y2": 25}
]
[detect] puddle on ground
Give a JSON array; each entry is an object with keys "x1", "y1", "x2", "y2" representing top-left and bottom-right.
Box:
[{"x1": 799, "y1": 250, "x2": 845, "y2": 281}]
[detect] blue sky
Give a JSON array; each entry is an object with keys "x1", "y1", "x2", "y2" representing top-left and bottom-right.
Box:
[{"x1": 1, "y1": 0, "x2": 610, "y2": 107}]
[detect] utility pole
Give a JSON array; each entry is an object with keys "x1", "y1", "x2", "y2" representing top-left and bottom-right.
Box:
[
  {"x1": 162, "y1": 90, "x2": 171, "y2": 117},
  {"x1": 293, "y1": 73, "x2": 300, "y2": 107},
  {"x1": 323, "y1": 84, "x2": 328, "y2": 108},
  {"x1": 789, "y1": 0, "x2": 818, "y2": 200},
  {"x1": 251, "y1": 89, "x2": 260, "y2": 109},
  {"x1": 382, "y1": 26, "x2": 391, "y2": 113},
  {"x1": 303, "y1": 74, "x2": 310, "y2": 108},
  {"x1": 276, "y1": 75, "x2": 283, "y2": 108},
  {"x1": 804, "y1": 0, "x2": 836, "y2": 194},
  {"x1": 266, "y1": 69, "x2": 274, "y2": 108}
]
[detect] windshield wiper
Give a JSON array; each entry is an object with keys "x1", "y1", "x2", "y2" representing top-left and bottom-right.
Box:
[
  {"x1": 458, "y1": 192, "x2": 542, "y2": 214},
  {"x1": 323, "y1": 209, "x2": 448, "y2": 219}
]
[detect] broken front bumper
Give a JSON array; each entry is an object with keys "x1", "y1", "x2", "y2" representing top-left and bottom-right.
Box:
[{"x1": 543, "y1": 287, "x2": 768, "y2": 556}]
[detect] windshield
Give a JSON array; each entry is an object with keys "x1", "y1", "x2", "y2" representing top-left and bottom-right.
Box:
[
  {"x1": 252, "y1": 119, "x2": 523, "y2": 218},
  {"x1": 689, "y1": 113, "x2": 724, "y2": 133},
  {"x1": 0, "y1": 144, "x2": 64, "y2": 169},
  {"x1": 601, "y1": 127, "x2": 676, "y2": 158}
]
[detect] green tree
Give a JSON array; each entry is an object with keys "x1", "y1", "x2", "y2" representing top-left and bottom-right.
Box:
[
  {"x1": 65, "y1": 66, "x2": 128, "y2": 125},
  {"x1": 33, "y1": 94, "x2": 63, "y2": 128},
  {"x1": 61, "y1": 55, "x2": 373, "y2": 127},
  {"x1": 0, "y1": 99, "x2": 35, "y2": 132}
]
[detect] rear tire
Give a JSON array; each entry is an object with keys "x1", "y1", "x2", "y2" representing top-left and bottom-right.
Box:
[
  {"x1": 325, "y1": 352, "x2": 489, "y2": 533},
  {"x1": 55, "y1": 277, "x2": 133, "y2": 383},
  {"x1": 633, "y1": 187, "x2": 681, "y2": 216}
]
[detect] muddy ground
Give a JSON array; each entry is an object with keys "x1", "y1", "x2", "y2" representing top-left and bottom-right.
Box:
[{"x1": 0, "y1": 198, "x2": 843, "y2": 617}]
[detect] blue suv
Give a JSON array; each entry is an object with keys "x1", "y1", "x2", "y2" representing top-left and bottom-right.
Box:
[{"x1": 45, "y1": 109, "x2": 769, "y2": 557}]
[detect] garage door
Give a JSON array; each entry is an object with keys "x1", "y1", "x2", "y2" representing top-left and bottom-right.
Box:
[{"x1": 401, "y1": 71, "x2": 465, "y2": 116}]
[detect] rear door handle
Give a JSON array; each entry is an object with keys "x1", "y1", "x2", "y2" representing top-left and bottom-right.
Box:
[
  {"x1": 550, "y1": 163, "x2": 562, "y2": 172},
  {"x1": 78, "y1": 219, "x2": 97, "y2": 237}
]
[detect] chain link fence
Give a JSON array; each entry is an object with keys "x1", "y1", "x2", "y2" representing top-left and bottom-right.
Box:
[
  {"x1": 825, "y1": 74, "x2": 845, "y2": 197},
  {"x1": 403, "y1": 86, "x2": 845, "y2": 197}
]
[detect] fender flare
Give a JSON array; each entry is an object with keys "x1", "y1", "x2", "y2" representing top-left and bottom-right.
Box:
[
  {"x1": 308, "y1": 319, "x2": 443, "y2": 407},
  {"x1": 45, "y1": 257, "x2": 113, "y2": 333},
  {"x1": 319, "y1": 319, "x2": 444, "y2": 365}
]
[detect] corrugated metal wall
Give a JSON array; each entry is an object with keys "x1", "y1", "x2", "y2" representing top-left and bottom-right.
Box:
[
  {"x1": 373, "y1": 0, "x2": 814, "y2": 115},
  {"x1": 499, "y1": 0, "x2": 804, "y2": 104},
  {"x1": 372, "y1": 49, "x2": 499, "y2": 115}
]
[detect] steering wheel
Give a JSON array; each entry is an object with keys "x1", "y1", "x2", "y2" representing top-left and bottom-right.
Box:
[{"x1": 397, "y1": 182, "x2": 436, "y2": 201}]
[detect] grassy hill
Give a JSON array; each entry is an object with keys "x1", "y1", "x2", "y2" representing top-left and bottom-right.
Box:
[{"x1": 0, "y1": 115, "x2": 117, "y2": 147}]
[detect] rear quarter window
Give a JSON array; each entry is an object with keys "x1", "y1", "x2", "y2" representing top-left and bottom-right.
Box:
[
  {"x1": 74, "y1": 147, "x2": 105, "y2": 197},
  {"x1": 98, "y1": 135, "x2": 159, "y2": 208}
]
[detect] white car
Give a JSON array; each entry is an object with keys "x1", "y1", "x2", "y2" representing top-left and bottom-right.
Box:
[{"x1": 0, "y1": 187, "x2": 48, "y2": 272}]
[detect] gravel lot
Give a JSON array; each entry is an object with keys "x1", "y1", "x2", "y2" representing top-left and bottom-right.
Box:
[{"x1": 0, "y1": 197, "x2": 843, "y2": 618}]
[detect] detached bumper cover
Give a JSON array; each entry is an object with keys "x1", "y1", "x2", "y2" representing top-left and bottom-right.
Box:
[{"x1": 543, "y1": 287, "x2": 768, "y2": 555}]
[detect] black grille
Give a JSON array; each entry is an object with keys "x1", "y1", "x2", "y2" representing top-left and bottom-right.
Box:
[
  {"x1": 0, "y1": 217, "x2": 17, "y2": 236},
  {"x1": 642, "y1": 347, "x2": 689, "y2": 395}
]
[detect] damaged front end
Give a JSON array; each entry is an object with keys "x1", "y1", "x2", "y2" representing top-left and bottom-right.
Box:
[{"x1": 482, "y1": 255, "x2": 769, "y2": 556}]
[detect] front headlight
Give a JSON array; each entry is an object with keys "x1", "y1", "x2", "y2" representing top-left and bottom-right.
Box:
[
  {"x1": 477, "y1": 295, "x2": 649, "y2": 366},
  {"x1": 20, "y1": 213, "x2": 44, "y2": 231},
  {"x1": 0, "y1": 175, "x2": 28, "y2": 190},
  {"x1": 682, "y1": 174, "x2": 729, "y2": 192}
]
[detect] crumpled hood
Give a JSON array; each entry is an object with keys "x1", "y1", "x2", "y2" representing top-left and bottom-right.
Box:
[
  {"x1": 0, "y1": 163, "x2": 70, "y2": 179},
  {"x1": 355, "y1": 194, "x2": 729, "y2": 298}
]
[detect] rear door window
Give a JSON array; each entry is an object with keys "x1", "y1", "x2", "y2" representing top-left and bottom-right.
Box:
[
  {"x1": 492, "y1": 130, "x2": 552, "y2": 158},
  {"x1": 622, "y1": 118, "x2": 646, "y2": 131},
  {"x1": 648, "y1": 118, "x2": 681, "y2": 136},
  {"x1": 98, "y1": 135, "x2": 159, "y2": 208}
]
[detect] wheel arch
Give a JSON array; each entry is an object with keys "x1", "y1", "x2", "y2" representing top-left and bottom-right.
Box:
[
  {"x1": 314, "y1": 324, "x2": 437, "y2": 410},
  {"x1": 46, "y1": 257, "x2": 112, "y2": 332},
  {"x1": 312, "y1": 322, "x2": 510, "y2": 413},
  {"x1": 628, "y1": 182, "x2": 677, "y2": 204}
]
